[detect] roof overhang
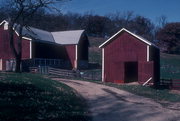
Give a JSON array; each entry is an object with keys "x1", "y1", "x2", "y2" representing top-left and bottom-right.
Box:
[
  {"x1": 99, "y1": 28, "x2": 158, "y2": 48},
  {"x1": 0, "y1": 20, "x2": 8, "y2": 25},
  {"x1": 0, "y1": 20, "x2": 32, "y2": 41}
]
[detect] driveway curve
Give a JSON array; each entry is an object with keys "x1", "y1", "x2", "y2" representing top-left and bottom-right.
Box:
[{"x1": 53, "y1": 78, "x2": 180, "y2": 121}]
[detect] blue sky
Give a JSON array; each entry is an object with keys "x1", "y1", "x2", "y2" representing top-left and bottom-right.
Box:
[{"x1": 61, "y1": 0, "x2": 180, "y2": 23}]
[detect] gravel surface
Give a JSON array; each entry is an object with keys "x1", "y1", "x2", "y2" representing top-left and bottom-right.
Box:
[{"x1": 54, "y1": 78, "x2": 180, "y2": 121}]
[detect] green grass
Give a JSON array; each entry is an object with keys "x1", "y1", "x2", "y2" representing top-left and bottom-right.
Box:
[
  {"x1": 49, "y1": 74, "x2": 180, "y2": 103},
  {"x1": 80, "y1": 78, "x2": 180, "y2": 102},
  {"x1": 103, "y1": 83, "x2": 180, "y2": 102},
  {"x1": 160, "y1": 53, "x2": 180, "y2": 79},
  {"x1": 0, "y1": 72, "x2": 90, "y2": 121},
  {"x1": 88, "y1": 37, "x2": 105, "y2": 64}
]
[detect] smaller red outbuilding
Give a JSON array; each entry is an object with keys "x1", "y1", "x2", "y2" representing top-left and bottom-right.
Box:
[{"x1": 99, "y1": 28, "x2": 160, "y2": 86}]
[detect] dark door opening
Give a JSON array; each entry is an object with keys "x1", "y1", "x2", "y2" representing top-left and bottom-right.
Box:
[{"x1": 124, "y1": 62, "x2": 138, "y2": 83}]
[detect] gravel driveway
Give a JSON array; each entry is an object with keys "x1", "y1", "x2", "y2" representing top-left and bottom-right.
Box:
[{"x1": 54, "y1": 78, "x2": 180, "y2": 121}]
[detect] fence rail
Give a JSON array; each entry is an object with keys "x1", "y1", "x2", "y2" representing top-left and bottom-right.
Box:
[
  {"x1": 23, "y1": 59, "x2": 71, "y2": 71},
  {"x1": 172, "y1": 80, "x2": 180, "y2": 90},
  {"x1": 29, "y1": 66, "x2": 101, "y2": 81},
  {"x1": 159, "y1": 79, "x2": 180, "y2": 90}
]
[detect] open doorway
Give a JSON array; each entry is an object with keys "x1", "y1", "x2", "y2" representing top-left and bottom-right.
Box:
[{"x1": 124, "y1": 62, "x2": 138, "y2": 83}]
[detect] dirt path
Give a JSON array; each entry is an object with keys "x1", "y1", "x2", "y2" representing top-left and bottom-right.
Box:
[{"x1": 54, "y1": 78, "x2": 180, "y2": 121}]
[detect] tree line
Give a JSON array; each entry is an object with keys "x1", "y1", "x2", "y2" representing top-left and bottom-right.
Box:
[{"x1": 0, "y1": 5, "x2": 180, "y2": 54}]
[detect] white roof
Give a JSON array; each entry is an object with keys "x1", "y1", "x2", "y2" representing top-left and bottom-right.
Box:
[
  {"x1": 22, "y1": 27, "x2": 55, "y2": 43},
  {"x1": 52, "y1": 30, "x2": 84, "y2": 45},
  {"x1": 99, "y1": 28, "x2": 158, "y2": 48},
  {"x1": 0, "y1": 20, "x2": 85, "y2": 45},
  {"x1": 13, "y1": 25, "x2": 54, "y2": 43}
]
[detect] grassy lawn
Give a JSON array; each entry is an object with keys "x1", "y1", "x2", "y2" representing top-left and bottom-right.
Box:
[
  {"x1": 49, "y1": 74, "x2": 180, "y2": 103},
  {"x1": 160, "y1": 53, "x2": 180, "y2": 79},
  {"x1": 88, "y1": 37, "x2": 105, "y2": 64},
  {"x1": 0, "y1": 72, "x2": 90, "y2": 121},
  {"x1": 103, "y1": 83, "x2": 180, "y2": 103}
]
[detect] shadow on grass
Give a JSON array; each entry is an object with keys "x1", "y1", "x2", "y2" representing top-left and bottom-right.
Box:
[{"x1": 0, "y1": 73, "x2": 91, "y2": 121}]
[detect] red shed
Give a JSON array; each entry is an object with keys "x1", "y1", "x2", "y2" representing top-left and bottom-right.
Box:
[
  {"x1": 0, "y1": 20, "x2": 89, "y2": 71},
  {"x1": 99, "y1": 28, "x2": 160, "y2": 85}
]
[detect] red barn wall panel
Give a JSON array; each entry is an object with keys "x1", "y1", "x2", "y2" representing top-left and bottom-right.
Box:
[
  {"x1": 21, "y1": 39, "x2": 30, "y2": 59},
  {"x1": 104, "y1": 32, "x2": 148, "y2": 83},
  {"x1": 0, "y1": 26, "x2": 30, "y2": 60},
  {"x1": 0, "y1": 25, "x2": 30, "y2": 70},
  {"x1": 138, "y1": 61, "x2": 154, "y2": 84},
  {"x1": 65, "y1": 45, "x2": 76, "y2": 68}
]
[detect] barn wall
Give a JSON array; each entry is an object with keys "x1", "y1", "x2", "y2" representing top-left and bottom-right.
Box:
[
  {"x1": 0, "y1": 25, "x2": 30, "y2": 59},
  {"x1": 149, "y1": 46, "x2": 160, "y2": 86},
  {"x1": 138, "y1": 61, "x2": 154, "y2": 83},
  {"x1": 0, "y1": 25, "x2": 30, "y2": 70},
  {"x1": 65, "y1": 45, "x2": 76, "y2": 68},
  {"x1": 104, "y1": 31, "x2": 148, "y2": 83}
]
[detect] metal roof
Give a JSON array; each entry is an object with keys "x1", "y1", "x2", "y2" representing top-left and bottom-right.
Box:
[
  {"x1": 52, "y1": 30, "x2": 84, "y2": 45},
  {"x1": 0, "y1": 20, "x2": 85, "y2": 45},
  {"x1": 21, "y1": 26, "x2": 55, "y2": 43}
]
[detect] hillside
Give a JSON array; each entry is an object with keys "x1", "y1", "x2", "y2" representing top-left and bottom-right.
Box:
[
  {"x1": 0, "y1": 73, "x2": 90, "y2": 121},
  {"x1": 88, "y1": 37, "x2": 106, "y2": 64},
  {"x1": 160, "y1": 53, "x2": 180, "y2": 79}
]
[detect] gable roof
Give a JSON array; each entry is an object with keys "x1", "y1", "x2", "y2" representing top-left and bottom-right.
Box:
[
  {"x1": 21, "y1": 26, "x2": 55, "y2": 43},
  {"x1": 0, "y1": 20, "x2": 85, "y2": 45},
  {"x1": 52, "y1": 30, "x2": 84, "y2": 45},
  {"x1": 99, "y1": 28, "x2": 158, "y2": 48}
]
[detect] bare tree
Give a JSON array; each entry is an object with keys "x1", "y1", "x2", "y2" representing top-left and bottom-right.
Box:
[
  {"x1": 156, "y1": 15, "x2": 167, "y2": 28},
  {"x1": 1, "y1": 0, "x2": 66, "y2": 72}
]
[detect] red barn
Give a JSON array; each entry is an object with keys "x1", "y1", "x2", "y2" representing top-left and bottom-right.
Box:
[
  {"x1": 99, "y1": 28, "x2": 160, "y2": 85},
  {"x1": 0, "y1": 20, "x2": 89, "y2": 71}
]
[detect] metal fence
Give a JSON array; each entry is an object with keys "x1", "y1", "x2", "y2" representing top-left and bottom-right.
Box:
[{"x1": 22, "y1": 58, "x2": 71, "y2": 71}]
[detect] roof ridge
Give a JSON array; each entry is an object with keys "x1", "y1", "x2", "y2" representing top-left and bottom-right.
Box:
[{"x1": 99, "y1": 28, "x2": 158, "y2": 48}]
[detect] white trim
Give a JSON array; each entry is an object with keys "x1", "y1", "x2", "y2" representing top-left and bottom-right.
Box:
[
  {"x1": 22, "y1": 37, "x2": 32, "y2": 40},
  {"x1": 143, "y1": 77, "x2": 152, "y2": 86},
  {"x1": 14, "y1": 30, "x2": 19, "y2": 36},
  {"x1": 75, "y1": 45, "x2": 78, "y2": 69},
  {"x1": 147, "y1": 45, "x2": 150, "y2": 62},
  {"x1": 0, "y1": 59, "x2": 2, "y2": 71},
  {"x1": 0, "y1": 20, "x2": 32, "y2": 41},
  {"x1": 30, "y1": 41, "x2": 32, "y2": 59},
  {"x1": 0, "y1": 20, "x2": 8, "y2": 26},
  {"x1": 4, "y1": 22, "x2": 8, "y2": 30},
  {"x1": 99, "y1": 28, "x2": 153, "y2": 48},
  {"x1": 75, "y1": 45, "x2": 78, "y2": 60},
  {"x1": 13, "y1": 28, "x2": 32, "y2": 41},
  {"x1": 102, "y1": 48, "x2": 105, "y2": 82}
]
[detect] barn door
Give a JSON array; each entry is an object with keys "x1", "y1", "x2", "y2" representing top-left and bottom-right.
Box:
[
  {"x1": 124, "y1": 62, "x2": 138, "y2": 83},
  {"x1": 6, "y1": 60, "x2": 16, "y2": 71},
  {"x1": 138, "y1": 61, "x2": 154, "y2": 83}
]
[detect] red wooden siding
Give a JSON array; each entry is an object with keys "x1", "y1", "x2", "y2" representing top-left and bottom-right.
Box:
[
  {"x1": 65, "y1": 45, "x2": 76, "y2": 68},
  {"x1": 0, "y1": 25, "x2": 30, "y2": 70},
  {"x1": 0, "y1": 25, "x2": 30, "y2": 60},
  {"x1": 103, "y1": 31, "x2": 156, "y2": 83},
  {"x1": 138, "y1": 61, "x2": 154, "y2": 83}
]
